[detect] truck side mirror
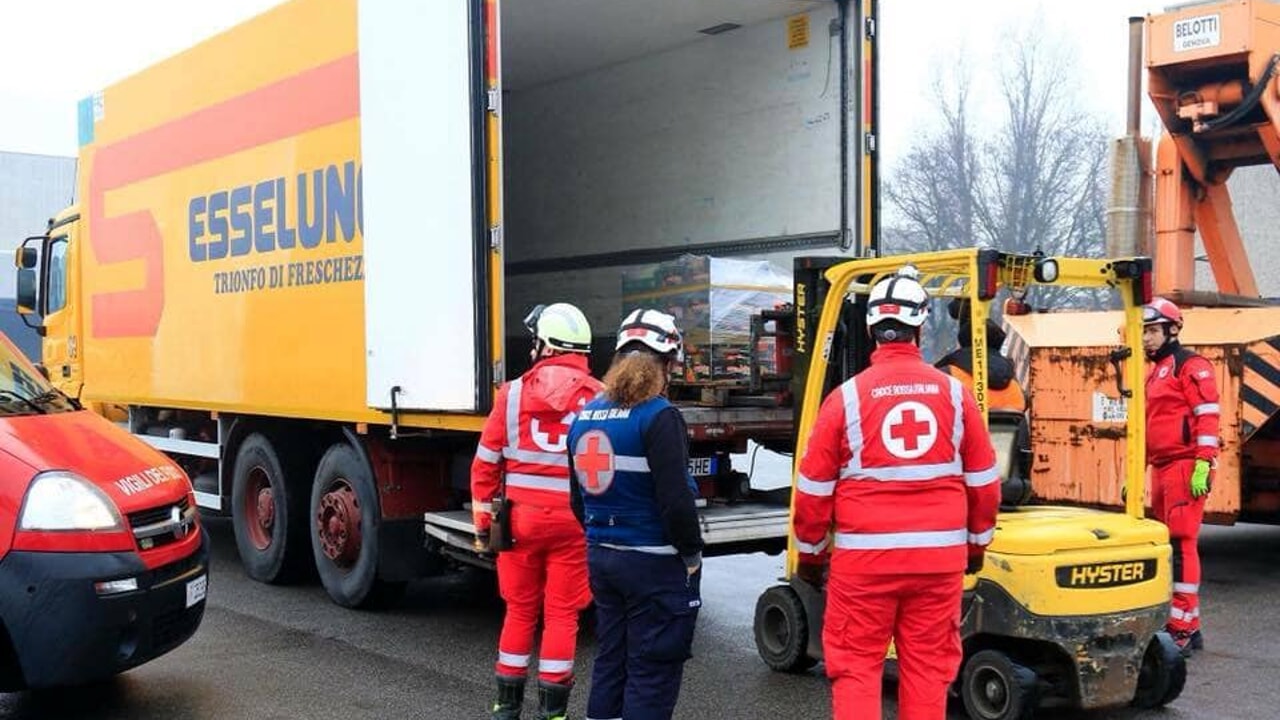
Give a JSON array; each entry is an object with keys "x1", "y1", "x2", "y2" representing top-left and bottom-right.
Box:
[
  {"x1": 16, "y1": 268, "x2": 37, "y2": 315},
  {"x1": 16, "y1": 246, "x2": 37, "y2": 269}
]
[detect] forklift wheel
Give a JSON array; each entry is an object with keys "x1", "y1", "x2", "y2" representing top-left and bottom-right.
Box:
[
  {"x1": 960, "y1": 649, "x2": 1038, "y2": 720},
  {"x1": 753, "y1": 585, "x2": 817, "y2": 673},
  {"x1": 1131, "y1": 631, "x2": 1187, "y2": 709}
]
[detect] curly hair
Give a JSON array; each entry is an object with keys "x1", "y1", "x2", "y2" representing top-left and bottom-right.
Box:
[{"x1": 603, "y1": 351, "x2": 668, "y2": 407}]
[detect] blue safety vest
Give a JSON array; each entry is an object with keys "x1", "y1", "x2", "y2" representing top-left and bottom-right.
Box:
[{"x1": 568, "y1": 395, "x2": 696, "y2": 554}]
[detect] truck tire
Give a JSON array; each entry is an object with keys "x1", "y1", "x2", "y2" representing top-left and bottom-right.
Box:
[
  {"x1": 1131, "y1": 631, "x2": 1187, "y2": 709},
  {"x1": 753, "y1": 584, "x2": 817, "y2": 673},
  {"x1": 231, "y1": 433, "x2": 310, "y2": 583},
  {"x1": 960, "y1": 649, "x2": 1038, "y2": 720},
  {"x1": 310, "y1": 442, "x2": 403, "y2": 609}
]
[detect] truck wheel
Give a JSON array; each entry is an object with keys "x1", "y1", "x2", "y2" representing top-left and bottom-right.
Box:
[
  {"x1": 753, "y1": 584, "x2": 817, "y2": 673},
  {"x1": 310, "y1": 442, "x2": 403, "y2": 609},
  {"x1": 231, "y1": 433, "x2": 310, "y2": 583},
  {"x1": 960, "y1": 649, "x2": 1038, "y2": 720},
  {"x1": 1131, "y1": 632, "x2": 1187, "y2": 709}
]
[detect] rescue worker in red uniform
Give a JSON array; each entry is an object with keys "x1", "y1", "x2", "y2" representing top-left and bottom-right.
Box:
[
  {"x1": 793, "y1": 268, "x2": 1002, "y2": 720},
  {"x1": 472, "y1": 303, "x2": 604, "y2": 720},
  {"x1": 1143, "y1": 297, "x2": 1217, "y2": 655}
]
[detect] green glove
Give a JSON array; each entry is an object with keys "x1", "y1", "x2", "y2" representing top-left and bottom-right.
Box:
[{"x1": 1190, "y1": 459, "x2": 1211, "y2": 498}]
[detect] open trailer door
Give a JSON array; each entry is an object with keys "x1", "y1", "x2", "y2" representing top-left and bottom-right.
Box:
[{"x1": 358, "y1": 0, "x2": 496, "y2": 412}]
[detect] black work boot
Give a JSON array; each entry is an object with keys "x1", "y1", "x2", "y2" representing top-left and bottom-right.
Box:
[
  {"x1": 491, "y1": 675, "x2": 525, "y2": 720},
  {"x1": 537, "y1": 679, "x2": 572, "y2": 720}
]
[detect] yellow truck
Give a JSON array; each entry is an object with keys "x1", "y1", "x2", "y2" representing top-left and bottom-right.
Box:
[{"x1": 14, "y1": 0, "x2": 862, "y2": 607}]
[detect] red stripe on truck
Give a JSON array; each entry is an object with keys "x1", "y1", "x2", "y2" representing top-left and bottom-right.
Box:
[{"x1": 89, "y1": 54, "x2": 361, "y2": 338}]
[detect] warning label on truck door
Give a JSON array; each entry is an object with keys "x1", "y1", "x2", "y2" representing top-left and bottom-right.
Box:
[{"x1": 1173, "y1": 14, "x2": 1220, "y2": 52}]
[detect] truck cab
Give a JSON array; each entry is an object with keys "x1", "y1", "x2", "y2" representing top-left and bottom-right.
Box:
[{"x1": 0, "y1": 298, "x2": 206, "y2": 689}]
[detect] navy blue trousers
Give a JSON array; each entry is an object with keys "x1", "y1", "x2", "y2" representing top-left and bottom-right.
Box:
[{"x1": 585, "y1": 546, "x2": 701, "y2": 720}]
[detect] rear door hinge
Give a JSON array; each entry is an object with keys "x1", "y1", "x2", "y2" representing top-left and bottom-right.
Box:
[
  {"x1": 865, "y1": 16, "x2": 876, "y2": 39},
  {"x1": 487, "y1": 88, "x2": 501, "y2": 116},
  {"x1": 489, "y1": 225, "x2": 503, "y2": 251},
  {"x1": 492, "y1": 360, "x2": 505, "y2": 383}
]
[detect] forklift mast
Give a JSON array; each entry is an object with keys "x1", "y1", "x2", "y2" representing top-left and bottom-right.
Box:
[{"x1": 788, "y1": 256, "x2": 873, "y2": 445}]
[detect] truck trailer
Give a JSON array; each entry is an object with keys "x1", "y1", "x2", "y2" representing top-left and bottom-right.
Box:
[{"x1": 15, "y1": 0, "x2": 868, "y2": 607}]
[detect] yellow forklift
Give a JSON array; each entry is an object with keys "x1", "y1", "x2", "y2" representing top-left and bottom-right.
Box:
[{"x1": 752, "y1": 248, "x2": 1187, "y2": 719}]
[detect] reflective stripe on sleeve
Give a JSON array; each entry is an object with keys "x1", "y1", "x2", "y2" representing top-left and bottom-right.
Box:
[
  {"x1": 968, "y1": 528, "x2": 995, "y2": 545},
  {"x1": 475, "y1": 444, "x2": 502, "y2": 464},
  {"x1": 797, "y1": 474, "x2": 836, "y2": 497},
  {"x1": 793, "y1": 536, "x2": 830, "y2": 554},
  {"x1": 964, "y1": 465, "x2": 1001, "y2": 488}
]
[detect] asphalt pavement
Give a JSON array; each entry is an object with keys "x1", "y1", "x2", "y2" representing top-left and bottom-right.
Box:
[{"x1": 2, "y1": 518, "x2": 1278, "y2": 719}]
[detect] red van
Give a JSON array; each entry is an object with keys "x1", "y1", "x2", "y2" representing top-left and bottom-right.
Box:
[{"x1": 0, "y1": 332, "x2": 207, "y2": 689}]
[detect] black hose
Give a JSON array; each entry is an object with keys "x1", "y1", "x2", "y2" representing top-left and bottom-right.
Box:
[{"x1": 1200, "y1": 53, "x2": 1280, "y2": 133}]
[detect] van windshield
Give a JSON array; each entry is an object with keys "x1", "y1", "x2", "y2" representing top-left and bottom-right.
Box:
[{"x1": 0, "y1": 337, "x2": 76, "y2": 416}]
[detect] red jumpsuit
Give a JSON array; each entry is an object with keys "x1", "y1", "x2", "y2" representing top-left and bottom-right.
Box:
[
  {"x1": 471, "y1": 354, "x2": 602, "y2": 684},
  {"x1": 1146, "y1": 345, "x2": 1219, "y2": 638},
  {"x1": 794, "y1": 343, "x2": 1001, "y2": 720}
]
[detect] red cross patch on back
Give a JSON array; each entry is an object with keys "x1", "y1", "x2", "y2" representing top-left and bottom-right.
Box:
[{"x1": 574, "y1": 430, "x2": 616, "y2": 495}]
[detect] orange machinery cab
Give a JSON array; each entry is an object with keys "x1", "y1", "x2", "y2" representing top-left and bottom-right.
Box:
[{"x1": 0, "y1": 331, "x2": 207, "y2": 690}]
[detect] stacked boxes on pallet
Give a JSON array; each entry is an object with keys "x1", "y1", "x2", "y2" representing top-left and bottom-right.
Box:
[{"x1": 621, "y1": 254, "x2": 792, "y2": 383}]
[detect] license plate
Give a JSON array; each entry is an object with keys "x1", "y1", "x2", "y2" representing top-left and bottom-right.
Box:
[
  {"x1": 688, "y1": 456, "x2": 717, "y2": 477},
  {"x1": 186, "y1": 575, "x2": 207, "y2": 608}
]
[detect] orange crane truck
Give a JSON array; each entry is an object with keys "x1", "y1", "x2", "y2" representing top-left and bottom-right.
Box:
[{"x1": 1007, "y1": 0, "x2": 1280, "y2": 526}]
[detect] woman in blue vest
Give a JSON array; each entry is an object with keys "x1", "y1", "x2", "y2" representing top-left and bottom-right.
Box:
[{"x1": 568, "y1": 308, "x2": 705, "y2": 720}]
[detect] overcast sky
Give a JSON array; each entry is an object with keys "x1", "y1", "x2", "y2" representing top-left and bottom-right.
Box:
[{"x1": 0, "y1": 0, "x2": 1159, "y2": 170}]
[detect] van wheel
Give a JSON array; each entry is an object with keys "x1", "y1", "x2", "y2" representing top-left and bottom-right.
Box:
[
  {"x1": 753, "y1": 584, "x2": 817, "y2": 673},
  {"x1": 960, "y1": 649, "x2": 1038, "y2": 720},
  {"x1": 1132, "y1": 632, "x2": 1187, "y2": 708},
  {"x1": 310, "y1": 442, "x2": 403, "y2": 609},
  {"x1": 231, "y1": 433, "x2": 309, "y2": 583}
]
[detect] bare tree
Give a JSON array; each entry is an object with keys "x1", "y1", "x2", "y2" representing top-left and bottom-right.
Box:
[{"x1": 883, "y1": 23, "x2": 1112, "y2": 358}]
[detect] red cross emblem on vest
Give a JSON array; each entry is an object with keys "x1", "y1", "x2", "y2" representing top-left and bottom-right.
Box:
[
  {"x1": 573, "y1": 430, "x2": 616, "y2": 495},
  {"x1": 881, "y1": 401, "x2": 938, "y2": 460}
]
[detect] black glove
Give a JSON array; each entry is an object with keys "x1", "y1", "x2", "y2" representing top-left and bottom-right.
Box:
[
  {"x1": 796, "y1": 562, "x2": 827, "y2": 590},
  {"x1": 966, "y1": 552, "x2": 985, "y2": 575}
]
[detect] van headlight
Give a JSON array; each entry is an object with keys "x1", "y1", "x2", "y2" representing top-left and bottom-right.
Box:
[{"x1": 19, "y1": 471, "x2": 124, "y2": 531}]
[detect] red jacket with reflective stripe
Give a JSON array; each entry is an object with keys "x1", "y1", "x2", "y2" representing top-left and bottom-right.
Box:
[
  {"x1": 1146, "y1": 345, "x2": 1221, "y2": 466},
  {"x1": 793, "y1": 343, "x2": 1001, "y2": 575},
  {"x1": 471, "y1": 354, "x2": 603, "y2": 531}
]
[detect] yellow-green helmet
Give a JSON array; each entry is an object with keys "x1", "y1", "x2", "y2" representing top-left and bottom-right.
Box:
[{"x1": 524, "y1": 303, "x2": 592, "y2": 354}]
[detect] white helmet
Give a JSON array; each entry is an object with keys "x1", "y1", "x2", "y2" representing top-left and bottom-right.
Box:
[
  {"x1": 616, "y1": 308, "x2": 684, "y2": 362},
  {"x1": 866, "y1": 265, "x2": 930, "y2": 328},
  {"x1": 525, "y1": 303, "x2": 592, "y2": 353}
]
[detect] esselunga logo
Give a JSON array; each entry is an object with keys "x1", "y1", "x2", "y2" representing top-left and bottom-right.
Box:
[
  {"x1": 1054, "y1": 559, "x2": 1157, "y2": 589},
  {"x1": 188, "y1": 160, "x2": 363, "y2": 262},
  {"x1": 187, "y1": 160, "x2": 366, "y2": 295}
]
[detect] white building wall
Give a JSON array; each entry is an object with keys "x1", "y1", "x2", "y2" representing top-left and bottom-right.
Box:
[
  {"x1": 1193, "y1": 166, "x2": 1280, "y2": 297},
  {"x1": 0, "y1": 151, "x2": 77, "y2": 298}
]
